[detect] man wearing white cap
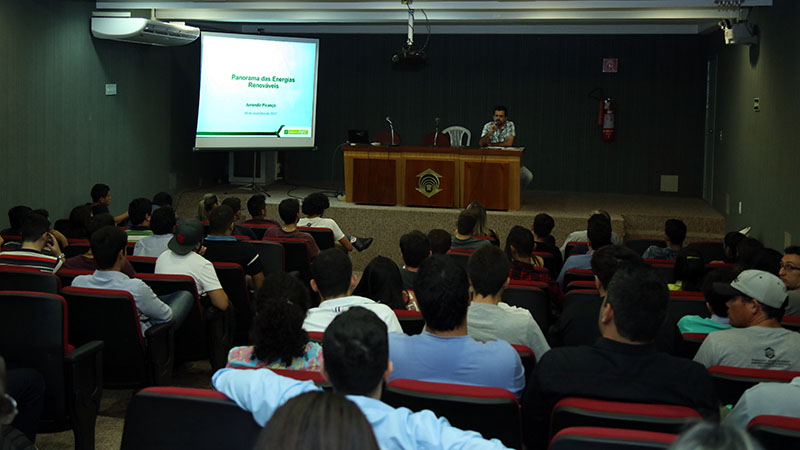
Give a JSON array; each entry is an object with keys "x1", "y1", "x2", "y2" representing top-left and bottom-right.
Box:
[{"x1": 693, "y1": 270, "x2": 800, "y2": 370}]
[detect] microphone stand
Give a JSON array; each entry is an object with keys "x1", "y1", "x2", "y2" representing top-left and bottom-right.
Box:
[{"x1": 433, "y1": 118, "x2": 440, "y2": 147}]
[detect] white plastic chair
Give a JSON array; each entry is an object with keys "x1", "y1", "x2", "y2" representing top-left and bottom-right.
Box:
[{"x1": 442, "y1": 126, "x2": 471, "y2": 147}]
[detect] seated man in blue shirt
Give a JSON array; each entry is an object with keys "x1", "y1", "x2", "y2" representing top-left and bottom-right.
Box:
[
  {"x1": 557, "y1": 213, "x2": 612, "y2": 289},
  {"x1": 388, "y1": 255, "x2": 525, "y2": 397},
  {"x1": 71, "y1": 225, "x2": 194, "y2": 332},
  {"x1": 213, "y1": 307, "x2": 510, "y2": 450},
  {"x1": 642, "y1": 218, "x2": 687, "y2": 261}
]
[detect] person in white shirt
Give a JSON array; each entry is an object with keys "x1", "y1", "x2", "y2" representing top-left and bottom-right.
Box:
[
  {"x1": 300, "y1": 192, "x2": 372, "y2": 252},
  {"x1": 303, "y1": 248, "x2": 402, "y2": 333},
  {"x1": 466, "y1": 245, "x2": 550, "y2": 361},
  {"x1": 725, "y1": 376, "x2": 800, "y2": 427},
  {"x1": 155, "y1": 219, "x2": 229, "y2": 312}
]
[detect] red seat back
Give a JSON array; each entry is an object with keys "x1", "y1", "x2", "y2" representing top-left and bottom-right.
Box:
[
  {"x1": 393, "y1": 309, "x2": 424, "y2": 335},
  {"x1": 550, "y1": 426, "x2": 678, "y2": 450},
  {"x1": 748, "y1": 415, "x2": 800, "y2": 449},
  {"x1": 709, "y1": 366, "x2": 800, "y2": 406}
]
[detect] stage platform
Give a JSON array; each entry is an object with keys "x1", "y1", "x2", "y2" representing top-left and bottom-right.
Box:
[{"x1": 176, "y1": 182, "x2": 727, "y2": 272}]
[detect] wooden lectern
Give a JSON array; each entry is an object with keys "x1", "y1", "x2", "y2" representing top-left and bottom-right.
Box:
[{"x1": 342, "y1": 145, "x2": 522, "y2": 211}]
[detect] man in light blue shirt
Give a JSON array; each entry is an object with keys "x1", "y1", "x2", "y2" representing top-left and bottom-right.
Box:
[
  {"x1": 72, "y1": 225, "x2": 193, "y2": 332},
  {"x1": 557, "y1": 214, "x2": 612, "y2": 289},
  {"x1": 642, "y1": 219, "x2": 686, "y2": 261},
  {"x1": 389, "y1": 255, "x2": 525, "y2": 397},
  {"x1": 213, "y1": 307, "x2": 510, "y2": 450},
  {"x1": 133, "y1": 207, "x2": 176, "y2": 257}
]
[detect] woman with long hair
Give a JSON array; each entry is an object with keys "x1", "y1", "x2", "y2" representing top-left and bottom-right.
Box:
[
  {"x1": 353, "y1": 256, "x2": 417, "y2": 311},
  {"x1": 465, "y1": 201, "x2": 500, "y2": 246}
]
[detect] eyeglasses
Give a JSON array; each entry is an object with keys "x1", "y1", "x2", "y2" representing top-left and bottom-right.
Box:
[{"x1": 779, "y1": 262, "x2": 800, "y2": 272}]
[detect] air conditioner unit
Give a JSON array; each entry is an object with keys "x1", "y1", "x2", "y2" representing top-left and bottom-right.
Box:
[{"x1": 91, "y1": 17, "x2": 200, "y2": 46}]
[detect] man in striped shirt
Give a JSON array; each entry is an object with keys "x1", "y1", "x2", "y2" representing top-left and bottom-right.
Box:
[{"x1": 0, "y1": 212, "x2": 63, "y2": 273}]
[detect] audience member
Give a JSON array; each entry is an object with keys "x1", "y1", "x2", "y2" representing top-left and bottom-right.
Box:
[
  {"x1": 531, "y1": 213, "x2": 563, "y2": 275},
  {"x1": 548, "y1": 244, "x2": 641, "y2": 347},
  {"x1": 643, "y1": 218, "x2": 687, "y2": 261},
  {"x1": 0, "y1": 213, "x2": 63, "y2": 273},
  {"x1": 677, "y1": 268, "x2": 735, "y2": 334},
  {"x1": 132, "y1": 207, "x2": 176, "y2": 257},
  {"x1": 722, "y1": 231, "x2": 747, "y2": 263},
  {"x1": 524, "y1": 263, "x2": 718, "y2": 448},
  {"x1": 427, "y1": 229, "x2": 451, "y2": 255},
  {"x1": 725, "y1": 376, "x2": 800, "y2": 428},
  {"x1": 243, "y1": 194, "x2": 280, "y2": 226},
  {"x1": 303, "y1": 249, "x2": 402, "y2": 333},
  {"x1": 734, "y1": 237, "x2": 765, "y2": 272},
  {"x1": 197, "y1": 193, "x2": 219, "y2": 222},
  {"x1": 556, "y1": 213, "x2": 612, "y2": 288},
  {"x1": 213, "y1": 308, "x2": 510, "y2": 449},
  {"x1": 353, "y1": 256, "x2": 411, "y2": 311},
  {"x1": 300, "y1": 192, "x2": 372, "y2": 252},
  {"x1": 227, "y1": 272, "x2": 321, "y2": 371},
  {"x1": 151, "y1": 191, "x2": 172, "y2": 211},
  {"x1": 781, "y1": 246, "x2": 800, "y2": 316},
  {"x1": 450, "y1": 210, "x2": 491, "y2": 250},
  {"x1": 467, "y1": 245, "x2": 550, "y2": 360},
  {"x1": 125, "y1": 197, "x2": 153, "y2": 242},
  {"x1": 1, "y1": 205, "x2": 32, "y2": 236},
  {"x1": 62, "y1": 214, "x2": 136, "y2": 276},
  {"x1": 263, "y1": 198, "x2": 319, "y2": 261},
  {"x1": 670, "y1": 422, "x2": 764, "y2": 450},
  {"x1": 465, "y1": 201, "x2": 499, "y2": 246},
  {"x1": 558, "y1": 209, "x2": 622, "y2": 257},
  {"x1": 669, "y1": 247, "x2": 706, "y2": 291},
  {"x1": 254, "y1": 391, "x2": 379, "y2": 450},
  {"x1": 89, "y1": 183, "x2": 128, "y2": 224},
  {"x1": 155, "y1": 219, "x2": 229, "y2": 311},
  {"x1": 64, "y1": 204, "x2": 92, "y2": 239},
  {"x1": 72, "y1": 226, "x2": 194, "y2": 330},
  {"x1": 398, "y1": 230, "x2": 430, "y2": 291},
  {"x1": 389, "y1": 255, "x2": 525, "y2": 396},
  {"x1": 202, "y1": 205, "x2": 264, "y2": 290},
  {"x1": 505, "y1": 225, "x2": 561, "y2": 302},
  {"x1": 694, "y1": 270, "x2": 800, "y2": 370},
  {"x1": 221, "y1": 197, "x2": 257, "y2": 239},
  {"x1": 748, "y1": 247, "x2": 782, "y2": 275}
]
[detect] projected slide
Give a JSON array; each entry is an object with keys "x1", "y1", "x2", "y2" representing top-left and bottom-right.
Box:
[{"x1": 195, "y1": 32, "x2": 319, "y2": 150}]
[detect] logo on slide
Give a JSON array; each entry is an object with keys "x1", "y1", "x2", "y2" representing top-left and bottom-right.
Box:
[{"x1": 416, "y1": 169, "x2": 443, "y2": 198}]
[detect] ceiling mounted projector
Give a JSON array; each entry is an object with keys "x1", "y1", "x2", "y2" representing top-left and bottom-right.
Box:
[{"x1": 91, "y1": 16, "x2": 200, "y2": 46}]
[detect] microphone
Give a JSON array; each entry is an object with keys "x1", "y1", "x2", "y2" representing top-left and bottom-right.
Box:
[
  {"x1": 433, "y1": 117, "x2": 440, "y2": 147},
  {"x1": 386, "y1": 116, "x2": 395, "y2": 146}
]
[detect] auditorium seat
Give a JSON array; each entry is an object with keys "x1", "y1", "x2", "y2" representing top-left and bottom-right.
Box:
[
  {"x1": 239, "y1": 223, "x2": 278, "y2": 240},
  {"x1": 307, "y1": 331, "x2": 323, "y2": 343},
  {"x1": 213, "y1": 262, "x2": 253, "y2": 346},
  {"x1": 135, "y1": 273, "x2": 213, "y2": 363},
  {"x1": 512, "y1": 344, "x2": 536, "y2": 376},
  {"x1": 563, "y1": 289, "x2": 602, "y2": 308},
  {"x1": 263, "y1": 237, "x2": 311, "y2": 281},
  {"x1": 125, "y1": 241, "x2": 137, "y2": 255},
  {"x1": 563, "y1": 269, "x2": 595, "y2": 287},
  {"x1": 0, "y1": 290, "x2": 103, "y2": 450},
  {"x1": 272, "y1": 368, "x2": 331, "y2": 389},
  {"x1": 565, "y1": 280, "x2": 597, "y2": 293},
  {"x1": 446, "y1": 248, "x2": 474, "y2": 270},
  {"x1": 781, "y1": 315, "x2": 800, "y2": 332},
  {"x1": 56, "y1": 268, "x2": 92, "y2": 288},
  {"x1": 127, "y1": 255, "x2": 156, "y2": 273},
  {"x1": 549, "y1": 427, "x2": 678, "y2": 450},
  {"x1": 677, "y1": 332, "x2": 708, "y2": 359},
  {"x1": 120, "y1": 387, "x2": 261, "y2": 450},
  {"x1": 533, "y1": 251, "x2": 559, "y2": 278},
  {"x1": 0, "y1": 266, "x2": 61, "y2": 293},
  {"x1": 565, "y1": 241, "x2": 589, "y2": 258},
  {"x1": 502, "y1": 283, "x2": 550, "y2": 332},
  {"x1": 394, "y1": 309, "x2": 424, "y2": 335},
  {"x1": 382, "y1": 379, "x2": 521, "y2": 449},
  {"x1": 297, "y1": 226, "x2": 336, "y2": 250},
  {"x1": 643, "y1": 259, "x2": 675, "y2": 284},
  {"x1": 549, "y1": 397, "x2": 701, "y2": 437},
  {"x1": 246, "y1": 240, "x2": 284, "y2": 274},
  {"x1": 747, "y1": 415, "x2": 800, "y2": 450},
  {"x1": 61, "y1": 286, "x2": 175, "y2": 388},
  {"x1": 708, "y1": 366, "x2": 800, "y2": 406},
  {"x1": 626, "y1": 238, "x2": 666, "y2": 256}
]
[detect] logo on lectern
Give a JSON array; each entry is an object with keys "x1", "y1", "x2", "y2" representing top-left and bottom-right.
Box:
[{"x1": 416, "y1": 169, "x2": 443, "y2": 198}]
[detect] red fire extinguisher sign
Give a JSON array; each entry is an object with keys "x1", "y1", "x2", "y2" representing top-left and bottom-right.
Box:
[{"x1": 601, "y1": 98, "x2": 615, "y2": 142}]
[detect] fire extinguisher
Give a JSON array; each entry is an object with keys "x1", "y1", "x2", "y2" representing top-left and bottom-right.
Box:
[{"x1": 599, "y1": 98, "x2": 615, "y2": 142}]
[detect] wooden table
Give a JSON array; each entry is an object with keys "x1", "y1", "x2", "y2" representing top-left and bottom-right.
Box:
[{"x1": 342, "y1": 145, "x2": 523, "y2": 211}]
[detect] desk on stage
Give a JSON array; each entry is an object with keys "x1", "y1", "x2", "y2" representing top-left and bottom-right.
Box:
[{"x1": 342, "y1": 145, "x2": 523, "y2": 211}]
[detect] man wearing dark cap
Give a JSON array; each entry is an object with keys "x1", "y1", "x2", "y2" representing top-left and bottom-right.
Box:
[
  {"x1": 694, "y1": 269, "x2": 800, "y2": 370},
  {"x1": 155, "y1": 219, "x2": 229, "y2": 311}
]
